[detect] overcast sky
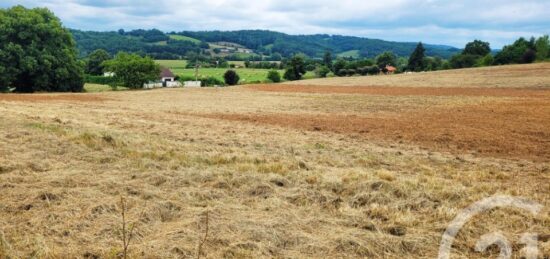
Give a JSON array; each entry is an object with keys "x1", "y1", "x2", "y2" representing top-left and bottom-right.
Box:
[{"x1": 2, "y1": 0, "x2": 549, "y2": 48}]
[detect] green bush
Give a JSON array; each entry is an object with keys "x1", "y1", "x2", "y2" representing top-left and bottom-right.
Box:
[
  {"x1": 223, "y1": 70, "x2": 240, "y2": 86},
  {"x1": 267, "y1": 70, "x2": 281, "y2": 82},
  {"x1": 201, "y1": 76, "x2": 225, "y2": 87},
  {"x1": 315, "y1": 66, "x2": 331, "y2": 78}
]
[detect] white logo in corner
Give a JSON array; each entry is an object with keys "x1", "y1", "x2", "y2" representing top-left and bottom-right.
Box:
[{"x1": 438, "y1": 195, "x2": 543, "y2": 259}]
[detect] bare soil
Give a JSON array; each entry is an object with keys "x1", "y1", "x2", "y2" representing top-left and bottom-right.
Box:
[
  {"x1": 0, "y1": 93, "x2": 108, "y2": 102},
  {"x1": 198, "y1": 95, "x2": 550, "y2": 162},
  {"x1": 249, "y1": 84, "x2": 550, "y2": 97}
]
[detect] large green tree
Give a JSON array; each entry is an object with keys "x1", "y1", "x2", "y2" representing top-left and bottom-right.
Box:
[
  {"x1": 86, "y1": 49, "x2": 111, "y2": 75},
  {"x1": 323, "y1": 51, "x2": 333, "y2": 69},
  {"x1": 0, "y1": 6, "x2": 84, "y2": 92},
  {"x1": 535, "y1": 35, "x2": 549, "y2": 61},
  {"x1": 494, "y1": 37, "x2": 536, "y2": 65},
  {"x1": 102, "y1": 52, "x2": 160, "y2": 89},
  {"x1": 407, "y1": 42, "x2": 426, "y2": 71},
  {"x1": 283, "y1": 54, "x2": 306, "y2": 81},
  {"x1": 463, "y1": 40, "x2": 491, "y2": 56},
  {"x1": 449, "y1": 40, "x2": 492, "y2": 69},
  {"x1": 375, "y1": 51, "x2": 397, "y2": 69}
]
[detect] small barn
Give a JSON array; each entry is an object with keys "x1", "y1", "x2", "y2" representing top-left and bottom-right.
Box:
[
  {"x1": 160, "y1": 68, "x2": 176, "y2": 84},
  {"x1": 385, "y1": 65, "x2": 397, "y2": 74},
  {"x1": 144, "y1": 67, "x2": 182, "y2": 88}
]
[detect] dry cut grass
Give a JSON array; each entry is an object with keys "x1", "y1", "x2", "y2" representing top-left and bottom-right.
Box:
[{"x1": 0, "y1": 63, "x2": 549, "y2": 258}]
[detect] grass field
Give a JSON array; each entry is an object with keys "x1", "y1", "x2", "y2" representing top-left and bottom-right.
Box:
[
  {"x1": 167, "y1": 34, "x2": 201, "y2": 44},
  {"x1": 155, "y1": 60, "x2": 188, "y2": 69},
  {"x1": 174, "y1": 68, "x2": 285, "y2": 83},
  {"x1": 0, "y1": 63, "x2": 549, "y2": 258},
  {"x1": 337, "y1": 49, "x2": 360, "y2": 58},
  {"x1": 155, "y1": 60, "x2": 283, "y2": 83}
]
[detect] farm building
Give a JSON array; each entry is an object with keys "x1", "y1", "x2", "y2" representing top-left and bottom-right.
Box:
[
  {"x1": 160, "y1": 67, "x2": 176, "y2": 84},
  {"x1": 385, "y1": 65, "x2": 397, "y2": 74},
  {"x1": 144, "y1": 67, "x2": 182, "y2": 88}
]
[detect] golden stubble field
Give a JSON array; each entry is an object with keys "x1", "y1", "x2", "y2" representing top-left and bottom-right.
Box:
[{"x1": 0, "y1": 63, "x2": 549, "y2": 258}]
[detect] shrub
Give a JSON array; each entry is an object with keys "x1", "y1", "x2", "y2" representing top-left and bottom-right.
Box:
[
  {"x1": 337, "y1": 69, "x2": 348, "y2": 77},
  {"x1": 200, "y1": 77, "x2": 225, "y2": 87},
  {"x1": 521, "y1": 49, "x2": 537, "y2": 63},
  {"x1": 223, "y1": 70, "x2": 240, "y2": 86},
  {"x1": 315, "y1": 66, "x2": 331, "y2": 78},
  {"x1": 367, "y1": 66, "x2": 380, "y2": 75},
  {"x1": 267, "y1": 70, "x2": 281, "y2": 83}
]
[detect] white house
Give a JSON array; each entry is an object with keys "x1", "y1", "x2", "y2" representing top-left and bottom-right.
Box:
[
  {"x1": 160, "y1": 67, "x2": 175, "y2": 84},
  {"x1": 144, "y1": 67, "x2": 182, "y2": 88}
]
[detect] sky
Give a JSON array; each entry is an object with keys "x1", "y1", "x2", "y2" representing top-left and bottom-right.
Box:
[{"x1": 1, "y1": 0, "x2": 549, "y2": 48}]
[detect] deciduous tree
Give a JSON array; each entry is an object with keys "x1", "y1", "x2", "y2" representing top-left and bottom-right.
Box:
[
  {"x1": 535, "y1": 35, "x2": 549, "y2": 60},
  {"x1": 463, "y1": 40, "x2": 491, "y2": 56},
  {"x1": 283, "y1": 54, "x2": 306, "y2": 81},
  {"x1": 375, "y1": 51, "x2": 397, "y2": 69},
  {"x1": 102, "y1": 52, "x2": 160, "y2": 89},
  {"x1": 0, "y1": 6, "x2": 84, "y2": 92},
  {"x1": 86, "y1": 49, "x2": 111, "y2": 75}
]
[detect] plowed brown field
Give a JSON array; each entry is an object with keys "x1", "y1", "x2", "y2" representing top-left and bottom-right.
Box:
[
  {"x1": 200, "y1": 96, "x2": 550, "y2": 161},
  {"x1": 248, "y1": 84, "x2": 550, "y2": 97},
  {"x1": 0, "y1": 93, "x2": 107, "y2": 102}
]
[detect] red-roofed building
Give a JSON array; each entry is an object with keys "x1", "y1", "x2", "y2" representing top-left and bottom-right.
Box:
[{"x1": 385, "y1": 65, "x2": 397, "y2": 74}]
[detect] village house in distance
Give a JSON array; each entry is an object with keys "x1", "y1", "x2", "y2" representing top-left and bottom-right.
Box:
[{"x1": 145, "y1": 67, "x2": 182, "y2": 88}]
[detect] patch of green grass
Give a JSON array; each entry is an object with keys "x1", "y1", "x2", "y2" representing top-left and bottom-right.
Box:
[
  {"x1": 151, "y1": 41, "x2": 167, "y2": 46},
  {"x1": 155, "y1": 60, "x2": 188, "y2": 69},
  {"x1": 168, "y1": 34, "x2": 201, "y2": 44},
  {"x1": 84, "y1": 84, "x2": 128, "y2": 93},
  {"x1": 337, "y1": 50, "x2": 360, "y2": 58},
  {"x1": 303, "y1": 71, "x2": 317, "y2": 80},
  {"x1": 84, "y1": 84, "x2": 111, "y2": 92},
  {"x1": 228, "y1": 61, "x2": 245, "y2": 67},
  {"x1": 173, "y1": 68, "x2": 285, "y2": 83}
]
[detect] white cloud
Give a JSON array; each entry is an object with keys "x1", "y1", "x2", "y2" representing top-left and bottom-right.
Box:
[{"x1": 1, "y1": 0, "x2": 548, "y2": 47}]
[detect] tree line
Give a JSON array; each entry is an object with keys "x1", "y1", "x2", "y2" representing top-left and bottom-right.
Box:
[{"x1": 279, "y1": 36, "x2": 550, "y2": 80}]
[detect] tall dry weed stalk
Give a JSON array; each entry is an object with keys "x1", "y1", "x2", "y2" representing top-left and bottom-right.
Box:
[
  {"x1": 120, "y1": 197, "x2": 137, "y2": 259},
  {"x1": 196, "y1": 210, "x2": 210, "y2": 259}
]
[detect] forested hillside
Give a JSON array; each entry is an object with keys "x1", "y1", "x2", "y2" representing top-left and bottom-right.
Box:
[
  {"x1": 178, "y1": 30, "x2": 460, "y2": 58},
  {"x1": 71, "y1": 29, "x2": 460, "y2": 60},
  {"x1": 71, "y1": 29, "x2": 204, "y2": 59}
]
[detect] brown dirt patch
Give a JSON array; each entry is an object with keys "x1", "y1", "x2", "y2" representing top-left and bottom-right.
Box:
[
  {"x1": 198, "y1": 97, "x2": 550, "y2": 161},
  {"x1": 248, "y1": 84, "x2": 550, "y2": 97},
  {"x1": 0, "y1": 93, "x2": 108, "y2": 103}
]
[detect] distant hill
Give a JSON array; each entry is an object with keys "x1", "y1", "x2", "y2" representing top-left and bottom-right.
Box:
[
  {"x1": 179, "y1": 30, "x2": 460, "y2": 59},
  {"x1": 71, "y1": 29, "x2": 460, "y2": 60}
]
